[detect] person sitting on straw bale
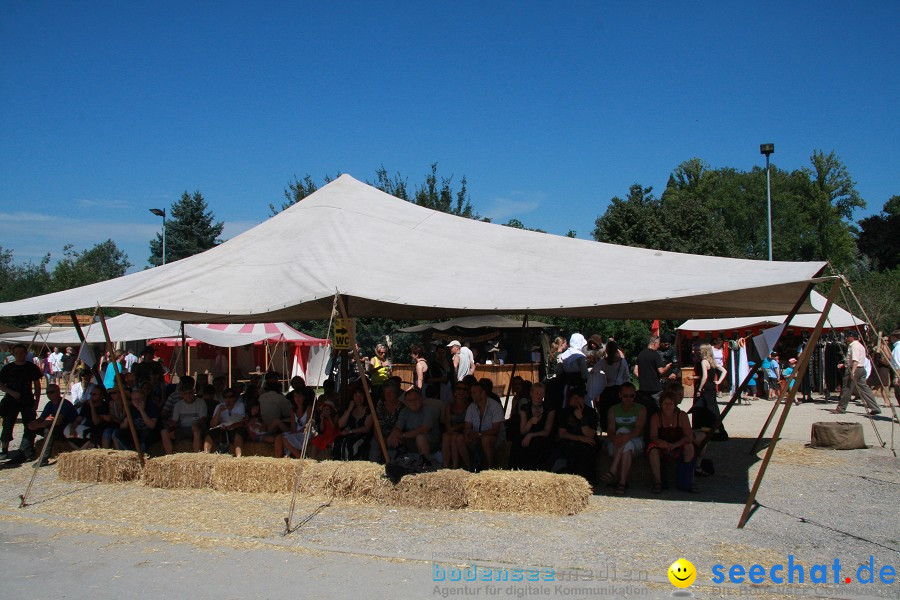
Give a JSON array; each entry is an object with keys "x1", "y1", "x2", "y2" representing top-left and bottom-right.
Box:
[
  {"x1": 258, "y1": 372, "x2": 293, "y2": 433},
  {"x1": 335, "y1": 386, "x2": 373, "y2": 461},
  {"x1": 555, "y1": 387, "x2": 598, "y2": 484},
  {"x1": 599, "y1": 382, "x2": 646, "y2": 496},
  {"x1": 161, "y1": 376, "x2": 195, "y2": 422},
  {"x1": 113, "y1": 388, "x2": 159, "y2": 453},
  {"x1": 369, "y1": 382, "x2": 404, "y2": 462},
  {"x1": 285, "y1": 375, "x2": 305, "y2": 404},
  {"x1": 26, "y1": 384, "x2": 78, "y2": 464},
  {"x1": 463, "y1": 379, "x2": 505, "y2": 470},
  {"x1": 510, "y1": 382, "x2": 556, "y2": 471},
  {"x1": 100, "y1": 387, "x2": 127, "y2": 448},
  {"x1": 387, "y1": 387, "x2": 440, "y2": 461},
  {"x1": 199, "y1": 384, "x2": 219, "y2": 421},
  {"x1": 442, "y1": 381, "x2": 471, "y2": 469},
  {"x1": 161, "y1": 385, "x2": 207, "y2": 454},
  {"x1": 69, "y1": 368, "x2": 95, "y2": 408},
  {"x1": 647, "y1": 390, "x2": 696, "y2": 493},
  {"x1": 279, "y1": 387, "x2": 319, "y2": 458},
  {"x1": 67, "y1": 386, "x2": 115, "y2": 448},
  {"x1": 205, "y1": 387, "x2": 247, "y2": 456},
  {"x1": 308, "y1": 399, "x2": 339, "y2": 459}
]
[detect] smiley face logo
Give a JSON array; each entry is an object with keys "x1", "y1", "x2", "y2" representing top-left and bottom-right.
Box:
[{"x1": 668, "y1": 558, "x2": 697, "y2": 588}]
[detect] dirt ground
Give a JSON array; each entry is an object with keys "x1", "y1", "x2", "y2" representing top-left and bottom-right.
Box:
[{"x1": 1, "y1": 392, "x2": 898, "y2": 599}]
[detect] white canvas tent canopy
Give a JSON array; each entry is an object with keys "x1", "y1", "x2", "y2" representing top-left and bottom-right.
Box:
[
  {"x1": 677, "y1": 291, "x2": 864, "y2": 334},
  {"x1": 0, "y1": 175, "x2": 827, "y2": 322}
]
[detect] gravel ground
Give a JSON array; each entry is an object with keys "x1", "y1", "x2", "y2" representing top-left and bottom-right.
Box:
[{"x1": 1, "y1": 392, "x2": 898, "y2": 599}]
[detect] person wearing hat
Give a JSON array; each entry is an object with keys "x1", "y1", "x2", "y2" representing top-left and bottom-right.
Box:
[
  {"x1": 832, "y1": 330, "x2": 881, "y2": 415},
  {"x1": 447, "y1": 340, "x2": 474, "y2": 382}
]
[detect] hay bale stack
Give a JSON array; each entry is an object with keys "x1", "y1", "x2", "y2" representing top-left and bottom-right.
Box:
[
  {"x1": 464, "y1": 470, "x2": 591, "y2": 515},
  {"x1": 143, "y1": 453, "x2": 229, "y2": 489},
  {"x1": 210, "y1": 456, "x2": 300, "y2": 494},
  {"x1": 240, "y1": 441, "x2": 275, "y2": 457},
  {"x1": 302, "y1": 460, "x2": 394, "y2": 503},
  {"x1": 393, "y1": 470, "x2": 471, "y2": 510},
  {"x1": 57, "y1": 449, "x2": 142, "y2": 483}
]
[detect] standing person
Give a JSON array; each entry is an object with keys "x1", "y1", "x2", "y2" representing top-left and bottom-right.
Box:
[
  {"x1": 425, "y1": 345, "x2": 453, "y2": 404},
  {"x1": 891, "y1": 330, "x2": 900, "y2": 405},
  {"x1": 60, "y1": 347, "x2": 77, "y2": 393},
  {"x1": 691, "y1": 343, "x2": 727, "y2": 438},
  {"x1": 123, "y1": 349, "x2": 138, "y2": 373},
  {"x1": 832, "y1": 330, "x2": 881, "y2": 415},
  {"x1": 556, "y1": 333, "x2": 589, "y2": 405},
  {"x1": 369, "y1": 344, "x2": 391, "y2": 388},
  {"x1": 634, "y1": 335, "x2": 671, "y2": 418},
  {"x1": 103, "y1": 350, "x2": 126, "y2": 391},
  {"x1": 596, "y1": 340, "x2": 629, "y2": 432},
  {"x1": 762, "y1": 352, "x2": 780, "y2": 400},
  {"x1": 712, "y1": 339, "x2": 727, "y2": 393},
  {"x1": 410, "y1": 344, "x2": 429, "y2": 391},
  {"x1": 0, "y1": 344, "x2": 44, "y2": 462},
  {"x1": 48, "y1": 347, "x2": 64, "y2": 385},
  {"x1": 447, "y1": 340, "x2": 474, "y2": 382},
  {"x1": 657, "y1": 335, "x2": 679, "y2": 389}
]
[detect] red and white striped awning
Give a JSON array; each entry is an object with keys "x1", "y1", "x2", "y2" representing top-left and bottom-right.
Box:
[{"x1": 151, "y1": 322, "x2": 329, "y2": 348}]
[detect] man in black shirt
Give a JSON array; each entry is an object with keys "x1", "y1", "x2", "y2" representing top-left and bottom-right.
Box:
[
  {"x1": 0, "y1": 343, "x2": 44, "y2": 461},
  {"x1": 658, "y1": 335, "x2": 679, "y2": 388},
  {"x1": 633, "y1": 335, "x2": 671, "y2": 417}
]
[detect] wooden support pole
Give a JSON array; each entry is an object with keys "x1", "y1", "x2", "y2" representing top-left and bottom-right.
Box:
[
  {"x1": 227, "y1": 347, "x2": 232, "y2": 388},
  {"x1": 738, "y1": 279, "x2": 841, "y2": 528},
  {"x1": 747, "y1": 282, "x2": 820, "y2": 453},
  {"x1": 337, "y1": 295, "x2": 390, "y2": 464},
  {"x1": 98, "y1": 307, "x2": 145, "y2": 467},
  {"x1": 180, "y1": 322, "x2": 187, "y2": 377},
  {"x1": 502, "y1": 314, "x2": 528, "y2": 412}
]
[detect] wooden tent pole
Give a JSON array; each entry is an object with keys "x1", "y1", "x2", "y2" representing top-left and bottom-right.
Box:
[
  {"x1": 98, "y1": 307, "x2": 145, "y2": 467},
  {"x1": 746, "y1": 281, "x2": 819, "y2": 453},
  {"x1": 337, "y1": 295, "x2": 389, "y2": 464},
  {"x1": 501, "y1": 315, "x2": 528, "y2": 412},
  {"x1": 738, "y1": 279, "x2": 841, "y2": 528},
  {"x1": 227, "y1": 347, "x2": 232, "y2": 388},
  {"x1": 180, "y1": 322, "x2": 187, "y2": 377}
]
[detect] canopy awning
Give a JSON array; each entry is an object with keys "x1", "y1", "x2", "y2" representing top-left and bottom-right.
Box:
[
  {"x1": 0, "y1": 175, "x2": 827, "y2": 322},
  {"x1": 677, "y1": 291, "x2": 863, "y2": 333}
]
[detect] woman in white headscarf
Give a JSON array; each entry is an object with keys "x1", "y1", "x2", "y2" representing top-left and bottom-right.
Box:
[{"x1": 557, "y1": 333, "x2": 589, "y2": 406}]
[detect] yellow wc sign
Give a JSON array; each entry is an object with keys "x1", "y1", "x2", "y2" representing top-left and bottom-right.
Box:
[{"x1": 333, "y1": 318, "x2": 355, "y2": 350}]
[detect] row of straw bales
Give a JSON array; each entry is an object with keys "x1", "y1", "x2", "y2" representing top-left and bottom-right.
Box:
[{"x1": 57, "y1": 451, "x2": 591, "y2": 515}]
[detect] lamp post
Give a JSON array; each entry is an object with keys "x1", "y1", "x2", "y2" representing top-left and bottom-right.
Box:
[
  {"x1": 759, "y1": 143, "x2": 775, "y2": 261},
  {"x1": 149, "y1": 208, "x2": 166, "y2": 265}
]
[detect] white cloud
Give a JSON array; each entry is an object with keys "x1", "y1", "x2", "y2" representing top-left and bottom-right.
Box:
[
  {"x1": 482, "y1": 191, "x2": 545, "y2": 222},
  {"x1": 75, "y1": 198, "x2": 133, "y2": 209}
]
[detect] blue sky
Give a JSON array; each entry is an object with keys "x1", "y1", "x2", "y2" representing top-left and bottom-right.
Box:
[{"x1": 1, "y1": 1, "x2": 897, "y2": 271}]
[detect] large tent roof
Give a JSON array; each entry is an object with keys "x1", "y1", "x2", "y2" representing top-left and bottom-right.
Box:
[
  {"x1": 0, "y1": 175, "x2": 826, "y2": 322},
  {"x1": 677, "y1": 291, "x2": 863, "y2": 333}
]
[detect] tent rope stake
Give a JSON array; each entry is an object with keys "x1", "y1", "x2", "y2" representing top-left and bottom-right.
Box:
[
  {"x1": 738, "y1": 279, "x2": 842, "y2": 529},
  {"x1": 284, "y1": 292, "x2": 339, "y2": 536},
  {"x1": 19, "y1": 308, "x2": 98, "y2": 507}
]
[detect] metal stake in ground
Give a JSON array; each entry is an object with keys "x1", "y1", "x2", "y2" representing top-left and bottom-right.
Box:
[{"x1": 738, "y1": 279, "x2": 841, "y2": 528}]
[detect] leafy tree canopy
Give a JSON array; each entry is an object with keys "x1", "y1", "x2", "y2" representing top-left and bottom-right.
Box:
[{"x1": 857, "y1": 195, "x2": 900, "y2": 270}]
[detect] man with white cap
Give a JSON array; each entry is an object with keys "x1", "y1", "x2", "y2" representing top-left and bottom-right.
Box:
[
  {"x1": 447, "y1": 340, "x2": 474, "y2": 381},
  {"x1": 832, "y1": 330, "x2": 881, "y2": 415}
]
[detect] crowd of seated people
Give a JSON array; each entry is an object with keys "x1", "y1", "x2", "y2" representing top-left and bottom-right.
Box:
[{"x1": 38, "y1": 335, "x2": 717, "y2": 497}]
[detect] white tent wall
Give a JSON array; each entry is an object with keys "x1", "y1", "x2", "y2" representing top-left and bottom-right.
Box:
[{"x1": 0, "y1": 175, "x2": 826, "y2": 323}]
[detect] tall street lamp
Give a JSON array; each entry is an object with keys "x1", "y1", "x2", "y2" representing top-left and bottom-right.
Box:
[
  {"x1": 760, "y1": 143, "x2": 775, "y2": 261},
  {"x1": 149, "y1": 208, "x2": 166, "y2": 265}
]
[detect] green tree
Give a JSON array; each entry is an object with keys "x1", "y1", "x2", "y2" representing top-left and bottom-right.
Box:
[
  {"x1": 592, "y1": 183, "x2": 667, "y2": 248},
  {"x1": 849, "y1": 266, "x2": 900, "y2": 334},
  {"x1": 412, "y1": 163, "x2": 480, "y2": 219},
  {"x1": 149, "y1": 191, "x2": 224, "y2": 266},
  {"x1": 857, "y1": 195, "x2": 900, "y2": 271},
  {"x1": 503, "y1": 218, "x2": 546, "y2": 233},
  {"x1": 0, "y1": 246, "x2": 52, "y2": 328},
  {"x1": 51, "y1": 240, "x2": 131, "y2": 292}
]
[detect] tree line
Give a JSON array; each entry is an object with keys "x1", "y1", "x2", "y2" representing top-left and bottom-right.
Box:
[{"x1": 1, "y1": 154, "x2": 897, "y2": 353}]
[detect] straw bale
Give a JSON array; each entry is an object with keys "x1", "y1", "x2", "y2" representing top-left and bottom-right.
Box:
[
  {"x1": 393, "y1": 470, "x2": 471, "y2": 510},
  {"x1": 300, "y1": 460, "x2": 394, "y2": 503},
  {"x1": 56, "y1": 449, "x2": 142, "y2": 483},
  {"x1": 143, "y1": 453, "x2": 229, "y2": 489},
  {"x1": 464, "y1": 470, "x2": 591, "y2": 515},
  {"x1": 210, "y1": 456, "x2": 300, "y2": 494},
  {"x1": 241, "y1": 441, "x2": 276, "y2": 457}
]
